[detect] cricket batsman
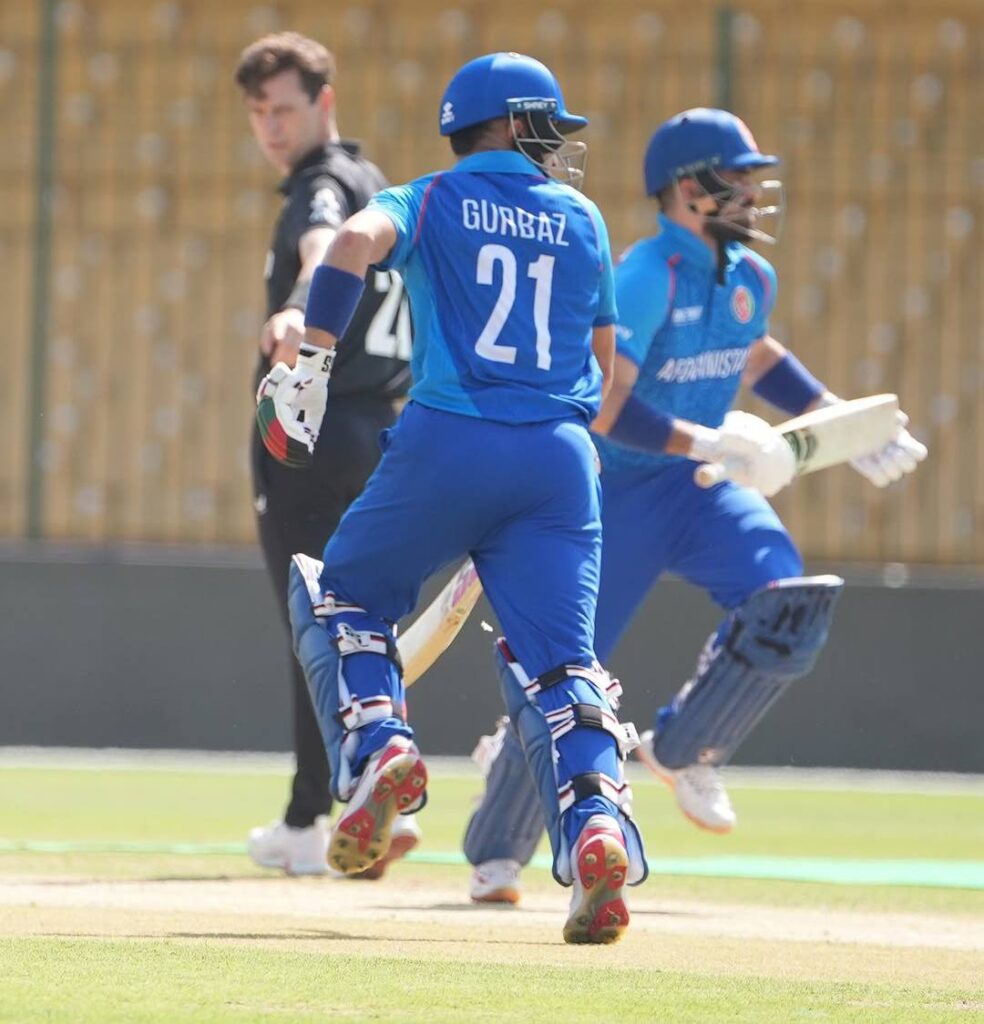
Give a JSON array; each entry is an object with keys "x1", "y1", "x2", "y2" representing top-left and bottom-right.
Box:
[
  {"x1": 465, "y1": 108, "x2": 928, "y2": 904},
  {"x1": 256, "y1": 53, "x2": 650, "y2": 944}
]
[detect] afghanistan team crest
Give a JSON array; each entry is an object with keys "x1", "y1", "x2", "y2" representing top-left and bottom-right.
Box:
[{"x1": 731, "y1": 285, "x2": 754, "y2": 324}]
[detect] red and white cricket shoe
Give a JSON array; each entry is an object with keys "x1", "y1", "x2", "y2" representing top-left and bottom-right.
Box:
[
  {"x1": 563, "y1": 814, "x2": 630, "y2": 945},
  {"x1": 351, "y1": 813, "x2": 423, "y2": 880},
  {"x1": 328, "y1": 737, "x2": 427, "y2": 876}
]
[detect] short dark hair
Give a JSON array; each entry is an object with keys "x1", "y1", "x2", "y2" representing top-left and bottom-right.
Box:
[
  {"x1": 234, "y1": 32, "x2": 335, "y2": 102},
  {"x1": 449, "y1": 122, "x2": 490, "y2": 156}
]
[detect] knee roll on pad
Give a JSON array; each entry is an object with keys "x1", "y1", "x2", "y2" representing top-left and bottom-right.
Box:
[
  {"x1": 654, "y1": 574, "x2": 844, "y2": 768},
  {"x1": 289, "y1": 554, "x2": 407, "y2": 801},
  {"x1": 495, "y1": 638, "x2": 647, "y2": 886}
]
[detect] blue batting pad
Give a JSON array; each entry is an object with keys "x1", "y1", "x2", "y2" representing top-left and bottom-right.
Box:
[
  {"x1": 653, "y1": 575, "x2": 843, "y2": 768},
  {"x1": 463, "y1": 727, "x2": 544, "y2": 867}
]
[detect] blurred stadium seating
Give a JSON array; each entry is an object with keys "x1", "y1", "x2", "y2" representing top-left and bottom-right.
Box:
[{"x1": 1, "y1": 0, "x2": 980, "y2": 562}]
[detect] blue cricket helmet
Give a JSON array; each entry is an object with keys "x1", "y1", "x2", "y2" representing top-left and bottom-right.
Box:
[
  {"x1": 643, "y1": 108, "x2": 778, "y2": 195},
  {"x1": 439, "y1": 52, "x2": 587, "y2": 136}
]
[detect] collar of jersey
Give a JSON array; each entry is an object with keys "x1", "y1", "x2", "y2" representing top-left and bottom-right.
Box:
[
  {"x1": 656, "y1": 213, "x2": 722, "y2": 271},
  {"x1": 656, "y1": 212, "x2": 747, "y2": 276},
  {"x1": 278, "y1": 140, "x2": 361, "y2": 194},
  {"x1": 451, "y1": 150, "x2": 545, "y2": 176}
]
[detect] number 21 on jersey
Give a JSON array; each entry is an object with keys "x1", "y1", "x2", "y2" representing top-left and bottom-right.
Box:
[{"x1": 474, "y1": 243, "x2": 555, "y2": 371}]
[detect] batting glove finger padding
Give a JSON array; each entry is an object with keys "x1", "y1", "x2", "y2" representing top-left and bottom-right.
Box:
[
  {"x1": 255, "y1": 344, "x2": 335, "y2": 469},
  {"x1": 850, "y1": 412, "x2": 927, "y2": 488}
]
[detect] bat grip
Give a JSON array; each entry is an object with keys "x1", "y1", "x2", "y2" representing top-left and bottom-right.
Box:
[{"x1": 694, "y1": 461, "x2": 728, "y2": 488}]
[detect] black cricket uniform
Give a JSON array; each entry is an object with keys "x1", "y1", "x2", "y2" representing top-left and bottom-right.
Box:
[{"x1": 253, "y1": 141, "x2": 410, "y2": 828}]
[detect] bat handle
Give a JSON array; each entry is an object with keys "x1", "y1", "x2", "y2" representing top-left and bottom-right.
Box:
[{"x1": 694, "y1": 461, "x2": 728, "y2": 488}]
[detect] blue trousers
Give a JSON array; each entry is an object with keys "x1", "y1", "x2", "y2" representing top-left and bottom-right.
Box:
[
  {"x1": 320, "y1": 401, "x2": 602, "y2": 669},
  {"x1": 594, "y1": 459, "x2": 803, "y2": 661},
  {"x1": 310, "y1": 401, "x2": 620, "y2": 840}
]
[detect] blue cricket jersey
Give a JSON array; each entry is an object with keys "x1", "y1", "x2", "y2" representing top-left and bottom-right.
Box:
[
  {"x1": 368, "y1": 150, "x2": 616, "y2": 424},
  {"x1": 594, "y1": 213, "x2": 777, "y2": 472}
]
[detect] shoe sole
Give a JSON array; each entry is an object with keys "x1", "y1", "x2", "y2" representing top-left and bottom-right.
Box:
[
  {"x1": 634, "y1": 737, "x2": 734, "y2": 836},
  {"x1": 563, "y1": 832, "x2": 630, "y2": 945},
  {"x1": 247, "y1": 849, "x2": 329, "y2": 876},
  {"x1": 471, "y1": 887, "x2": 521, "y2": 906},
  {"x1": 350, "y1": 828, "x2": 420, "y2": 881},
  {"x1": 328, "y1": 749, "x2": 427, "y2": 875}
]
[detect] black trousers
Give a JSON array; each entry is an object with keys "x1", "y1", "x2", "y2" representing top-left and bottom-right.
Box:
[{"x1": 252, "y1": 394, "x2": 399, "y2": 828}]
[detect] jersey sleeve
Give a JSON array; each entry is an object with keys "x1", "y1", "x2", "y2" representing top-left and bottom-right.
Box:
[
  {"x1": 366, "y1": 177, "x2": 432, "y2": 272},
  {"x1": 742, "y1": 249, "x2": 778, "y2": 338},
  {"x1": 280, "y1": 176, "x2": 350, "y2": 250},
  {"x1": 613, "y1": 245, "x2": 673, "y2": 367},
  {"x1": 583, "y1": 199, "x2": 617, "y2": 327},
  {"x1": 303, "y1": 175, "x2": 349, "y2": 230}
]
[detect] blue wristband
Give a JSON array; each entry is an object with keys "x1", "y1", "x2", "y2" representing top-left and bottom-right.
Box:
[
  {"x1": 607, "y1": 393, "x2": 674, "y2": 455},
  {"x1": 304, "y1": 264, "x2": 366, "y2": 338},
  {"x1": 752, "y1": 352, "x2": 826, "y2": 415}
]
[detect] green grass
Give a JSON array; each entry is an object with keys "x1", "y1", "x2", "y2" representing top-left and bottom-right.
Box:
[
  {"x1": 4, "y1": 767, "x2": 984, "y2": 859},
  {"x1": 2, "y1": 765, "x2": 983, "y2": 917},
  {"x1": 2, "y1": 763, "x2": 983, "y2": 1023},
  {"x1": 1, "y1": 939, "x2": 981, "y2": 1024}
]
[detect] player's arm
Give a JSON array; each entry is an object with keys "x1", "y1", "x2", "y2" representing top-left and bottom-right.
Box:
[
  {"x1": 592, "y1": 355, "x2": 792, "y2": 495},
  {"x1": 260, "y1": 226, "x2": 337, "y2": 368},
  {"x1": 302, "y1": 210, "x2": 398, "y2": 351},
  {"x1": 591, "y1": 355, "x2": 691, "y2": 456},
  {"x1": 580, "y1": 195, "x2": 618, "y2": 400},
  {"x1": 255, "y1": 207, "x2": 400, "y2": 468},
  {"x1": 591, "y1": 325, "x2": 615, "y2": 399},
  {"x1": 743, "y1": 334, "x2": 832, "y2": 414},
  {"x1": 593, "y1": 250, "x2": 773, "y2": 464},
  {"x1": 254, "y1": 211, "x2": 394, "y2": 469}
]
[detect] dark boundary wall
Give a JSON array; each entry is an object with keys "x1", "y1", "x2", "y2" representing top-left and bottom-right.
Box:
[{"x1": 1, "y1": 544, "x2": 981, "y2": 772}]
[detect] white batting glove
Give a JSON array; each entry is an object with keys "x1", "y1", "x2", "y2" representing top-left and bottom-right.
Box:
[
  {"x1": 850, "y1": 410, "x2": 928, "y2": 487},
  {"x1": 690, "y1": 410, "x2": 796, "y2": 497},
  {"x1": 255, "y1": 342, "x2": 335, "y2": 469}
]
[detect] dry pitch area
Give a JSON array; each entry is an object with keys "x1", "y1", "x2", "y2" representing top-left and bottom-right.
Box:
[
  {"x1": 1, "y1": 753, "x2": 982, "y2": 1022},
  {"x1": 3, "y1": 870, "x2": 983, "y2": 972}
]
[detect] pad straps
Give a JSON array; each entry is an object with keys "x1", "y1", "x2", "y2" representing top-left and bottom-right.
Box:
[
  {"x1": 558, "y1": 771, "x2": 636, "y2": 816},
  {"x1": 544, "y1": 702, "x2": 640, "y2": 758}
]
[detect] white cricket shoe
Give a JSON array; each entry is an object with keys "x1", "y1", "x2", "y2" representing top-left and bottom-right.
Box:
[
  {"x1": 351, "y1": 813, "x2": 423, "y2": 880},
  {"x1": 636, "y1": 729, "x2": 737, "y2": 834},
  {"x1": 469, "y1": 859, "x2": 522, "y2": 905},
  {"x1": 328, "y1": 736, "x2": 428, "y2": 876},
  {"x1": 563, "y1": 814, "x2": 630, "y2": 945},
  {"x1": 247, "y1": 816, "x2": 330, "y2": 876}
]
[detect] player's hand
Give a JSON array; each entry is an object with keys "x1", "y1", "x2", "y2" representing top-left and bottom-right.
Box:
[
  {"x1": 850, "y1": 410, "x2": 927, "y2": 487},
  {"x1": 255, "y1": 342, "x2": 335, "y2": 469},
  {"x1": 259, "y1": 308, "x2": 307, "y2": 368},
  {"x1": 691, "y1": 411, "x2": 796, "y2": 497}
]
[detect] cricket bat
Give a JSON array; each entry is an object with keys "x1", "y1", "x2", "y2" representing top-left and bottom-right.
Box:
[
  {"x1": 399, "y1": 558, "x2": 483, "y2": 687},
  {"x1": 694, "y1": 393, "x2": 900, "y2": 488}
]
